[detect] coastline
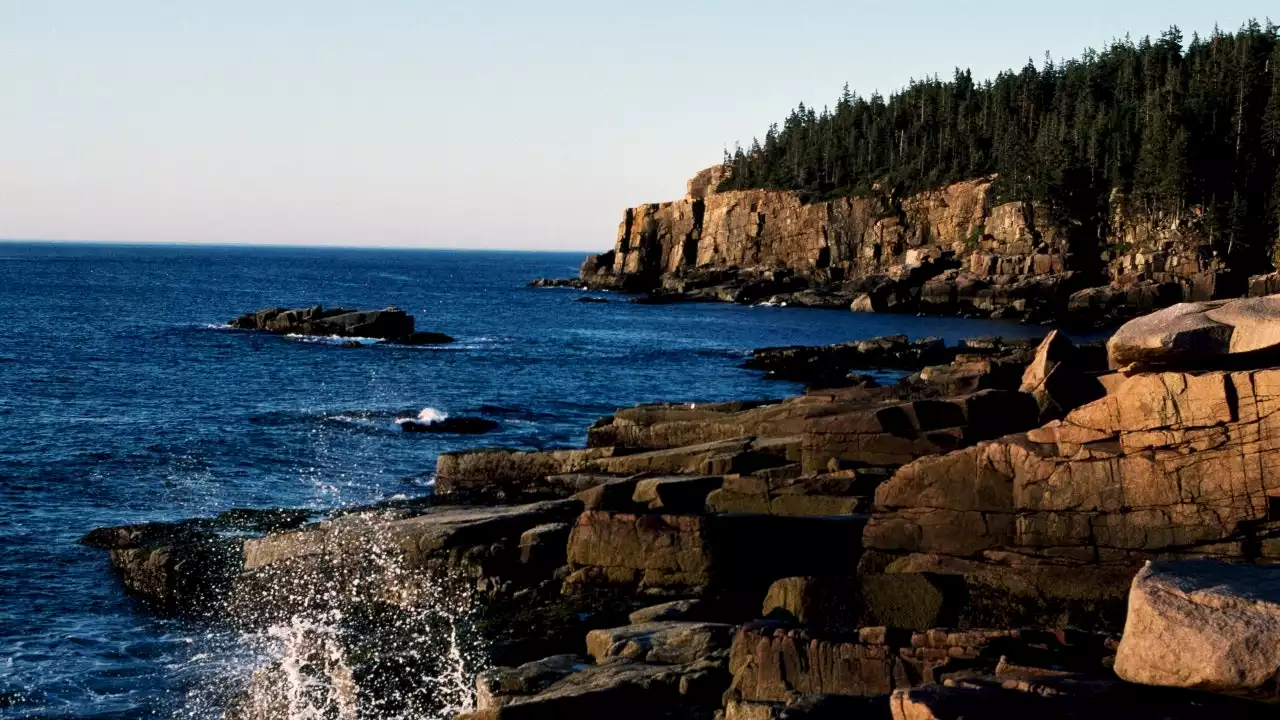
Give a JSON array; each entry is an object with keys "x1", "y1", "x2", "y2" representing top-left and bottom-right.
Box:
[{"x1": 83, "y1": 293, "x2": 1280, "y2": 718}]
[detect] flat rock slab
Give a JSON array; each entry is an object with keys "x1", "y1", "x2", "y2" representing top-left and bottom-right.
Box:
[
  {"x1": 628, "y1": 599, "x2": 706, "y2": 624},
  {"x1": 1106, "y1": 295, "x2": 1280, "y2": 369},
  {"x1": 1115, "y1": 559, "x2": 1280, "y2": 692},
  {"x1": 586, "y1": 621, "x2": 736, "y2": 665},
  {"x1": 458, "y1": 657, "x2": 725, "y2": 720}
]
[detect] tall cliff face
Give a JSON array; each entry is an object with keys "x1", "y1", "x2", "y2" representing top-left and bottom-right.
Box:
[{"x1": 580, "y1": 167, "x2": 1239, "y2": 322}]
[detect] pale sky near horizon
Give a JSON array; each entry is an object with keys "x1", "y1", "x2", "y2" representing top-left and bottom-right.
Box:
[{"x1": 1, "y1": 2, "x2": 1271, "y2": 251}]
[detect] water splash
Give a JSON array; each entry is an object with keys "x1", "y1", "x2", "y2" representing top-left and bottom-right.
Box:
[
  {"x1": 235, "y1": 615, "x2": 359, "y2": 720},
  {"x1": 203, "y1": 511, "x2": 487, "y2": 720},
  {"x1": 395, "y1": 407, "x2": 449, "y2": 427}
]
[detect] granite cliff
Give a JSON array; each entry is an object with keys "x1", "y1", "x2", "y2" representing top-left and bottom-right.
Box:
[{"x1": 570, "y1": 168, "x2": 1253, "y2": 325}]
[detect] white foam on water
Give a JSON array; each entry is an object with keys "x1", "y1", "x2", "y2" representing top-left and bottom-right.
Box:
[
  {"x1": 283, "y1": 334, "x2": 381, "y2": 346},
  {"x1": 394, "y1": 408, "x2": 448, "y2": 427}
]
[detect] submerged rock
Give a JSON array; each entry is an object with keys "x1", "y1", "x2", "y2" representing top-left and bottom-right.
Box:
[{"x1": 398, "y1": 416, "x2": 500, "y2": 434}]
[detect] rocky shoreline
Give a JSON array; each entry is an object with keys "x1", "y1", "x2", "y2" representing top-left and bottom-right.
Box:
[{"x1": 84, "y1": 294, "x2": 1280, "y2": 718}]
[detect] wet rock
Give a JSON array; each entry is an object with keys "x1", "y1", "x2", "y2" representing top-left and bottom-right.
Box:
[
  {"x1": 79, "y1": 508, "x2": 313, "y2": 612},
  {"x1": 237, "y1": 500, "x2": 585, "y2": 615},
  {"x1": 1115, "y1": 560, "x2": 1280, "y2": 693}
]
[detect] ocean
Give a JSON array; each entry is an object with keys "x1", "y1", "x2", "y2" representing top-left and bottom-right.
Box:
[{"x1": 0, "y1": 243, "x2": 1054, "y2": 719}]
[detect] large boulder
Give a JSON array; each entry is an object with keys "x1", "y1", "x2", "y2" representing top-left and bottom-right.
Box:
[
  {"x1": 1106, "y1": 295, "x2": 1280, "y2": 370},
  {"x1": 1115, "y1": 560, "x2": 1280, "y2": 692}
]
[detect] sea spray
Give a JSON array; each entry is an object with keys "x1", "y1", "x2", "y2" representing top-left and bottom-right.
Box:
[
  {"x1": 233, "y1": 615, "x2": 358, "y2": 720},
  {"x1": 218, "y1": 510, "x2": 487, "y2": 720}
]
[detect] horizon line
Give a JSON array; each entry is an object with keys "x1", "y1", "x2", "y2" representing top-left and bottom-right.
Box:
[{"x1": 0, "y1": 237, "x2": 599, "y2": 254}]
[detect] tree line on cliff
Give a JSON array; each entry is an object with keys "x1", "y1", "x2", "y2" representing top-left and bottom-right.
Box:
[{"x1": 718, "y1": 21, "x2": 1280, "y2": 267}]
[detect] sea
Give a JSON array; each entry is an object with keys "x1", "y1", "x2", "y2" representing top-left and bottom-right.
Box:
[{"x1": 0, "y1": 242, "x2": 1056, "y2": 719}]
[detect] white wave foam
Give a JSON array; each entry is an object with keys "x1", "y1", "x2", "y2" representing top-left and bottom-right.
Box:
[
  {"x1": 395, "y1": 407, "x2": 448, "y2": 427},
  {"x1": 284, "y1": 334, "x2": 380, "y2": 346}
]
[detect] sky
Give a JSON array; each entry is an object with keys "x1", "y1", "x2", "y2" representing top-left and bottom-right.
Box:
[{"x1": 0, "y1": 2, "x2": 1272, "y2": 251}]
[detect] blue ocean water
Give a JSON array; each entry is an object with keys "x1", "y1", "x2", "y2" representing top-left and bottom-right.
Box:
[{"x1": 0, "y1": 243, "x2": 1054, "y2": 718}]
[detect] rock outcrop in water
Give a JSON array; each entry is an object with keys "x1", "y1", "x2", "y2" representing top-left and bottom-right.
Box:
[
  {"x1": 87, "y1": 297, "x2": 1280, "y2": 718},
  {"x1": 230, "y1": 305, "x2": 454, "y2": 344},
  {"x1": 534, "y1": 167, "x2": 1280, "y2": 327}
]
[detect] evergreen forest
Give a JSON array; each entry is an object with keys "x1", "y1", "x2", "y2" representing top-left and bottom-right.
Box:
[{"x1": 718, "y1": 21, "x2": 1280, "y2": 265}]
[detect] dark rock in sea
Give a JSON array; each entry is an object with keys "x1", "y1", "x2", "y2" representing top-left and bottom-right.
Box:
[
  {"x1": 744, "y1": 334, "x2": 954, "y2": 386},
  {"x1": 340, "y1": 340, "x2": 363, "y2": 348},
  {"x1": 574, "y1": 297, "x2": 610, "y2": 304},
  {"x1": 529, "y1": 278, "x2": 587, "y2": 289},
  {"x1": 229, "y1": 305, "x2": 453, "y2": 344},
  {"x1": 398, "y1": 416, "x2": 500, "y2": 434}
]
